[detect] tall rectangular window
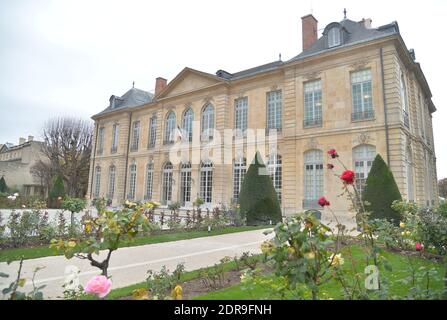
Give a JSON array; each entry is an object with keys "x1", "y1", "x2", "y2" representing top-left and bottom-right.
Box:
[
  {"x1": 268, "y1": 154, "x2": 282, "y2": 203},
  {"x1": 304, "y1": 80, "x2": 322, "y2": 127},
  {"x1": 234, "y1": 97, "x2": 248, "y2": 136},
  {"x1": 303, "y1": 150, "x2": 323, "y2": 209},
  {"x1": 267, "y1": 91, "x2": 282, "y2": 132},
  {"x1": 108, "y1": 166, "x2": 116, "y2": 199},
  {"x1": 233, "y1": 158, "x2": 246, "y2": 202},
  {"x1": 351, "y1": 69, "x2": 373, "y2": 121},
  {"x1": 180, "y1": 163, "x2": 192, "y2": 205},
  {"x1": 145, "y1": 163, "x2": 153, "y2": 200},
  {"x1": 94, "y1": 166, "x2": 101, "y2": 198},
  {"x1": 97, "y1": 127, "x2": 105, "y2": 155},
  {"x1": 148, "y1": 117, "x2": 157, "y2": 148},
  {"x1": 200, "y1": 162, "x2": 213, "y2": 204},
  {"x1": 111, "y1": 124, "x2": 119, "y2": 153},
  {"x1": 131, "y1": 121, "x2": 140, "y2": 151},
  {"x1": 353, "y1": 145, "x2": 376, "y2": 196},
  {"x1": 128, "y1": 164, "x2": 137, "y2": 199},
  {"x1": 162, "y1": 163, "x2": 173, "y2": 204}
]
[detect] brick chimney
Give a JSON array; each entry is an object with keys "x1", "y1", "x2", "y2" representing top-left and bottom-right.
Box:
[
  {"x1": 155, "y1": 77, "x2": 167, "y2": 96},
  {"x1": 301, "y1": 14, "x2": 318, "y2": 51}
]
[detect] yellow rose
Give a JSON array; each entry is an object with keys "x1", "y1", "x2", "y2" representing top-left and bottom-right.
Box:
[
  {"x1": 304, "y1": 251, "x2": 315, "y2": 259},
  {"x1": 171, "y1": 285, "x2": 183, "y2": 300},
  {"x1": 132, "y1": 288, "x2": 150, "y2": 300},
  {"x1": 399, "y1": 222, "x2": 406, "y2": 228},
  {"x1": 67, "y1": 241, "x2": 76, "y2": 248},
  {"x1": 329, "y1": 253, "x2": 344, "y2": 267},
  {"x1": 405, "y1": 230, "x2": 411, "y2": 236}
]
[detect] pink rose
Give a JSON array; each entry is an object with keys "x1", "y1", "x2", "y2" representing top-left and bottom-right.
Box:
[
  {"x1": 318, "y1": 196, "x2": 330, "y2": 207},
  {"x1": 415, "y1": 242, "x2": 423, "y2": 251},
  {"x1": 85, "y1": 275, "x2": 112, "y2": 298}
]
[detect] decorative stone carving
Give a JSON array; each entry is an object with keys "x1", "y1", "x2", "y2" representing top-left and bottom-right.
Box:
[
  {"x1": 350, "y1": 59, "x2": 370, "y2": 71},
  {"x1": 306, "y1": 137, "x2": 318, "y2": 150},
  {"x1": 303, "y1": 71, "x2": 321, "y2": 81},
  {"x1": 270, "y1": 84, "x2": 279, "y2": 91},
  {"x1": 355, "y1": 132, "x2": 373, "y2": 145}
]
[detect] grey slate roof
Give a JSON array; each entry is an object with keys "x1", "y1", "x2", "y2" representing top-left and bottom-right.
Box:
[
  {"x1": 95, "y1": 87, "x2": 154, "y2": 116},
  {"x1": 289, "y1": 19, "x2": 399, "y2": 62},
  {"x1": 216, "y1": 60, "x2": 283, "y2": 80}
]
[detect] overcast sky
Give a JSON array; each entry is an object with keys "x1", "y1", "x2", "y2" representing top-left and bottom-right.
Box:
[{"x1": 0, "y1": 0, "x2": 445, "y2": 178}]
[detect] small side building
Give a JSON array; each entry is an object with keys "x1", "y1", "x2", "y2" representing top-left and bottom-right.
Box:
[{"x1": 0, "y1": 136, "x2": 47, "y2": 197}]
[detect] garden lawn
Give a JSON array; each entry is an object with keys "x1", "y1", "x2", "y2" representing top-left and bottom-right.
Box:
[
  {"x1": 194, "y1": 245, "x2": 446, "y2": 300},
  {"x1": 0, "y1": 225, "x2": 269, "y2": 262}
]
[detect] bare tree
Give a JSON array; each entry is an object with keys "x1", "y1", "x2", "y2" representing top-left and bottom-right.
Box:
[
  {"x1": 30, "y1": 160, "x2": 54, "y2": 196},
  {"x1": 439, "y1": 178, "x2": 447, "y2": 199},
  {"x1": 41, "y1": 117, "x2": 93, "y2": 197}
]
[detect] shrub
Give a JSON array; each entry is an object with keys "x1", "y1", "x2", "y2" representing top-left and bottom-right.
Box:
[
  {"x1": 60, "y1": 197, "x2": 86, "y2": 235},
  {"x1": 48, "y1": 175, "x2": 65, "y2": 208},
  {"x1": 238, "y1": 152, "x2": 281, "y2": 225},
  {"x1": 0, "y1": 176, "x2": 7, "y2": 193},
  {"x1": 363, "y1": 154, "x2": 402, "y2": 224},
  {"x1": 145, "y1": 263, "x2": 185, "y2": 300}
]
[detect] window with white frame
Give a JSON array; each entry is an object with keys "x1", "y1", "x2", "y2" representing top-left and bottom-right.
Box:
[
  {"x1": 303, "y1": 150, "x2": 323, "y2": 208},
  {"x1": 351, "y1": 69, "x2": 373, "y2": 120},
  {"x1": 233, "y1": 157, "x2": 246, "y2": 202},
  {"x1": 353, "y1": 144, "x2": 376, "y2": 195},
  {"x1": 328, "y1": 27, "x2": 341, "y2": 47},
  {"x1": 164, "y1": 112, "x2": 176, "y2": 144},
  {"x1": 145, "y1": 163, "x2": 153, "y2": 200},
  {"x1": 400, "y1": 72, "x2": 409, "y2": 128},
  {"x1": 405, "y1": 146, "x2": 414, "y2": 201},
  {"x1": 128, "y1": 164, "x2": 137, "y2": 199},
  {"x1": 94, "y1": 166, "x2": 101, "y2": 197},
  {"x1": 107, "y1": 165, "x2": 115, "y2": 199},
  {"x1": 235, "y1": 98, "x2": 248, "y2": 136},
  {"x1": 267, "y1": 91, "x2": 282, "y2": 132},
  {"x1": 111, "y1": 124, "x2": 119, "y2": 153},
  {"x1": 131, "y1": 121, "x2": 140, "y2": 151},
  {"x1": 182, "y1": 108, "x2": 194, "y2": 142},
  {"x1": 268, "y1": 154, "x2": 282, "y2": 203},
  {"x1": 162, "y1": 162, "x2": 173, "y2": 204},
  {"x1": 97, "y1": 127, "x2": 105, "y2": 155},
  {"x1": 148, "y1": 116, "x2": 157, "y2": 148},
  {"x1": 201, "y1": 104, "x2": 214, "y2": 140},
  {"x1": 180, "y1": 162, "x2": 192, "y2": 205},
  {"x1": 200, "y1": 161, "x2": 213, "y2": 203},
  {"x1": 304, "y1": 80, "x2": 322, "y2": 127}
]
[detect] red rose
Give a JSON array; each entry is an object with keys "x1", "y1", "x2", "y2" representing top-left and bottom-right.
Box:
[
  {"x1": 327, "y1": 149, "x2": 338, "y2": 159},
  {"x1": 318, "y1": 196, "x2": 330, "y2": 207},
  {"x1": 415, "y1": 242, "x2": 423, "y2": 251},
  {"x1": 340, "y1": 170, "x2": 355, "y2": 184},
  {"x1": 327, "y1": 164, "x2": 334, "y2": 169}
]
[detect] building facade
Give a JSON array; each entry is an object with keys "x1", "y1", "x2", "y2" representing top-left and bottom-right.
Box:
[
  {"x1": 0, "y1": 136, "x2": 47, "y2": 197},
  {"x1": 87, "y1": 14, "x2": 438, "y2": 222}
]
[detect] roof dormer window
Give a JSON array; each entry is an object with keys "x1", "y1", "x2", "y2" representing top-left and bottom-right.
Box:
[{"x1": 328, "y1": 27, "x2": 341, "y2": 47}]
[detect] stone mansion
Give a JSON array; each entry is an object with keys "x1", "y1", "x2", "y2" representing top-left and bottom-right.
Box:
[{"x1": 87, "y1": 13, "x2": 438, "y2": 218}]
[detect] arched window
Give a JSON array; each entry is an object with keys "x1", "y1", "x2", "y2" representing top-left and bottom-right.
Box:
[
  {"x1": 401, "y1": 72, "x2": 409, "y2": 127},
  {"x1": 328, "y1": 27, "x2": 341, "y2": 47},
  {"x1": 303, "y1": 150, "x2": 323, "y2": 208},
  {"x1": 234, "y1": 98, "x2": 248, "y2": 135},
  {"x1": 94, "y1": 166, "x2": 101, "y2": 197},
  {"x1": 267, "y1": 154, "x2": 282, "y2": 203},
  {"x1": 201, "y1": 104, "x2": 214, "y2": 140},
  {"x1": 200, "y1": 161, "x2": 213, "y2": 204},
  {"x1": 145, "y1": 162, "x2": 154, "y2": 200},
  {"x1": 405, "y1": 146, "x2": 414, "y2": 201},
  {"x1": 162, "y1": 162, "x2": 173, "y2": 204},
  {"x1": 107, "y1": 165, "x2": 116, "y2": 199},
  {"x1": 180, "y1": 162, "x2": 192, "y2": 205},
  {"x1": 182, "y1": 107, "x2": 194, "y2": 142},
  {"x1": 233, "y1": 157, "x2": 247, "y2": 202},
  {"x1": 353, "y1": 144, "x2": 376, "y2": 195},
  {"x1": 128, "y1": 164, "x2": 137, "y2": 199},
  {"x1": 164, "y1": 112, "x2": 176, "y2": 144}
]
